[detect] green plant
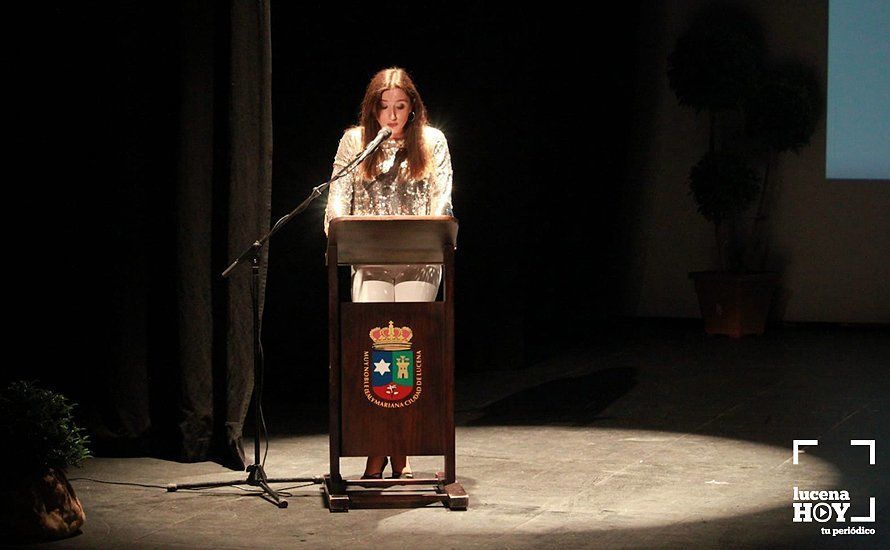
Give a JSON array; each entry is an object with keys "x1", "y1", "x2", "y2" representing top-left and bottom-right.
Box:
[
  {"x1": 689, "y1": 151, "x2": 760, "y2": 224},
  {"x1": 0, "y1": 381, "x2": 91, "y2": 473},
  {"x1": 667, "y1": 3, "x2": 765, "y2": 151},
  {"x1": 688, "y1": 150, "x2": 760, "y2": 271}
]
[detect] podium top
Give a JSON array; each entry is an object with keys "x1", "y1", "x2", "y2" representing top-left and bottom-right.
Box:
[{"x1": 328, "y1": 215, "x2": 458, "y2": 265}]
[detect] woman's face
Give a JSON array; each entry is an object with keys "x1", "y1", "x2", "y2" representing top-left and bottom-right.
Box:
[{"x1": 376, "y1": 87, "x2": 412, "y2": 139}]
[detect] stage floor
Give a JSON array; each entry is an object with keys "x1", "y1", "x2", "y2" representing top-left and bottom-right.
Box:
[{"x1": 59, "y1": 323, "x2": 888, "y2": 548}]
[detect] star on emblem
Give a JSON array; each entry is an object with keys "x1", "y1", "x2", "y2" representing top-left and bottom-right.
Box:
[{"x1": 373, "y1": 358, "x2": 391, "y2": 375}]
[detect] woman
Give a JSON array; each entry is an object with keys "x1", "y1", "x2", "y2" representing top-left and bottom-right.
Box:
[{"x1": 324, "y1": 67, "x2": 453, "y2": 479}]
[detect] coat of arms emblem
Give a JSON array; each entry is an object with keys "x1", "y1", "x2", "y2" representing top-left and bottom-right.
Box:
[{"x1": 363, "y1": 321, "x2": 422, "y2": 408}]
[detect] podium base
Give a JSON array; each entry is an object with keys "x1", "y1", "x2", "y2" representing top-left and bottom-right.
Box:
[{"x1": 322, "y1": 473, "x2": 468, "y2": 512}]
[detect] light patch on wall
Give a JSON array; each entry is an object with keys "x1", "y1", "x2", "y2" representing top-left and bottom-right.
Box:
[{"x1": 826, "y1": 0, "x2": 890, "y2": 180}]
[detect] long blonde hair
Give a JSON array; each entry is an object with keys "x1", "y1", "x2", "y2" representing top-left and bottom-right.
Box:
[{"x1": 356, "y1": 67, "x2": 432, "y2": 182}]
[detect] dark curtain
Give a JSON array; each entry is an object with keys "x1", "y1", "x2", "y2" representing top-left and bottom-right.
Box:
[{"x1": 94, "y1": 0, "x2": 272, "y2": 470}]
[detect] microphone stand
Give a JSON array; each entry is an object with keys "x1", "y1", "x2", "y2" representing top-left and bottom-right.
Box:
[{"x1": 166, "y1": 134, "x2": 387, "y2": 508}]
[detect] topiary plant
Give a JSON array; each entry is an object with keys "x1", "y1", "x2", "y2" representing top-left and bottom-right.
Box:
[
  {"x1": 668, "y1": 4, "x2": 766, "y2": 271},
  {"x1": 689, "y1": 150, "x2": 760, "y2": 224},
  {"x1": 667, "y1": 3, "x2": 765, "y2": 152},
  {"x1": 688, "y1": 150, "x2": 760, "y2": 271},
  {"x1": 669, "y1": 4, "x2": 820, "y2": 273}
]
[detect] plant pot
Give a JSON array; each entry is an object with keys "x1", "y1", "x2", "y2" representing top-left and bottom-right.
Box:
[
  {"x1": 0, "y1": 467, "x2": 85, "y2": 542},
  {"x1": 689, "y1": 270, "x2": 779, "y2": 338}
]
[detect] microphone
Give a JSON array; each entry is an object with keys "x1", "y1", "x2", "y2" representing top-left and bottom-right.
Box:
[
  {"x1": 350, "y1": 126, "x2": 393, "y2": 168},
  {"x1": 328, "y1": 126, "x2": 394, "y2": 187}
]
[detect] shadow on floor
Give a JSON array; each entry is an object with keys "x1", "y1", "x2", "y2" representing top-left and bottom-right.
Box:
[{"x1": 467, "y1": 367, "x2": 638, "y2": 426}]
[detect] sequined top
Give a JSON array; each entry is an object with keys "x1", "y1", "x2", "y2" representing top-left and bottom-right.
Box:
[{"x1": 324, "y1": 125, "x2": 453, "y2": 236}]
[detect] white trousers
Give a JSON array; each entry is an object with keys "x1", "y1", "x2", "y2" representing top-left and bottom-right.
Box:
[{"x1": 351, "y1": 264, "x2": 442, "y2": 303}]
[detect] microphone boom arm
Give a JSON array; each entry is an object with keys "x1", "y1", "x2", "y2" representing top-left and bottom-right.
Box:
[{"x1": 221, "y1": 127, "x2": 392, "y2": 278}]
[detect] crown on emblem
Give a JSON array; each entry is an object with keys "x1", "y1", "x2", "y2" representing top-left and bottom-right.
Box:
[{"x1": 369, "y1": 321, "x2": 413, "y2": 351}]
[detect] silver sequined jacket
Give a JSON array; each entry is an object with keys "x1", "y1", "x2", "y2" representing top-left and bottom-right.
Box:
[{"x1": 324, "y1": 125, "x2": 453, "y2": 236}]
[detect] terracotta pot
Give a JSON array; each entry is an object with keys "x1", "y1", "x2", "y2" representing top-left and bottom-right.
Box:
[
  {"x1": 0, "y1": 467, "x2": 85, "y2": 542},
  {"x1": 689, "y1": 271, "x2": 779, "y2": 338}
]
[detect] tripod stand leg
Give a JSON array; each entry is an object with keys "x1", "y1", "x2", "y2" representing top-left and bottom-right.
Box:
[
  {"x1": 257, "y1": 479, "x2": 288, "y2": 508},
  {"x1": 247, "y1": 464, "x2": 288, "y2": 508}
]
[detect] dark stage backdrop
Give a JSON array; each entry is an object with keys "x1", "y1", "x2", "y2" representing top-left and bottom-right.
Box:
[
  {"x1": 15, "y1": 1, "x2": 273, "y2": 469},
  {"x1": 15, "y1": 2, "x2": 647, "y2": 458}
]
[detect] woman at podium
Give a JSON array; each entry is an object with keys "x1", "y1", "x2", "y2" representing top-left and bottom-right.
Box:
[{"x1": 324, "y1": 67, "x2": 453, "y2": 480}]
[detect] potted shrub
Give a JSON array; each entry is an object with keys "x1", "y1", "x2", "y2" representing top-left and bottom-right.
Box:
[
  {"x1": 668, "y1": 5, "x2": 819, "y2": 337},
  {"x1": 0, "y1": 381, "x2": 90, "y2": 542},
  {"x1": 686, "y1": 149, "x2": 779, "y2": 338}
]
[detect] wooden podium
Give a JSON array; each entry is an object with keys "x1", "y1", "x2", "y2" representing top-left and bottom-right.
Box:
[{"x1": 323, "y1": 215, "x2": 468, "y2": 511}]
